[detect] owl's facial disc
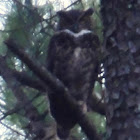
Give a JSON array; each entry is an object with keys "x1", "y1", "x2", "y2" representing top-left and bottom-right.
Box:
[{"x1": 56, "y1": 8, "x2": 94, "y2": 33}]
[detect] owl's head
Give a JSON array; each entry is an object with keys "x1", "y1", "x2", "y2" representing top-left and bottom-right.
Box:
[{"x1": 56, "y1": 8, "x2": 94, "y2": 33}]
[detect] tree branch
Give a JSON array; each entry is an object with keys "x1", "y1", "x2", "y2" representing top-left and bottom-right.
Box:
[
  {"x1": 88, "y1": 94, "x2": 105, "y2": 116},
  {"x1": 0, "y1": 58, "x2": 105, "y2": 115},
  {"x1": 13, "y1": 70, "x2": 105, "y2": 115},
  {"x1": 0, "y1": 57, "x2": 57, "y2": 139},
  {"x1": 13, "y1": 70, "x2": 46, "y2": 91},
  {"x1": 0, "y1": 92, "x2": 40, "y2": 121},
  {"x1": 5, "y1": 39, "x2": 101, "y2": 140},
  {"x1": 0, "y1": 121, "x2": 25, "y2": 137}
]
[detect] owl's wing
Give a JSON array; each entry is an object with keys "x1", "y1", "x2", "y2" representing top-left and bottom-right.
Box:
[
  {"x1": 46, "y1": 32, "x2": 74, "y2": 72},
  {"x1": 46, "y1": 35, "x2": 56, "y2": 72},
  {"x1": 46, "y1": 32, "x2": 77, "y2": 136}
]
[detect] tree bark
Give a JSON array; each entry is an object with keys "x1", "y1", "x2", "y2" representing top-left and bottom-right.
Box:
[{"x1": 101, "y1": 0, "x2": 140, "y2": 139}]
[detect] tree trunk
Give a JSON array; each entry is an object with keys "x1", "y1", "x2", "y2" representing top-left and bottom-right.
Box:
[{"x1": 101, "y1": 0, "x2": 140, "y2": 139}]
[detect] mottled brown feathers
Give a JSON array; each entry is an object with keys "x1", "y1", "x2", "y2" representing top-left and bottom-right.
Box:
[
  {"x1": 46, "y1": 8, "x2": 99, "y2": 139},
  {"x1": 56, "y1": 8, "x2": 94, "y2": 33}
]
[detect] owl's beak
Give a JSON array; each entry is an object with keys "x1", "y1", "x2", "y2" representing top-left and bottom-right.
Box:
[{"x1": 71, "y1": 24, "x2": 79, "y2": 33}]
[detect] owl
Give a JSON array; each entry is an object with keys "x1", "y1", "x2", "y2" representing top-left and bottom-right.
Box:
[{"x1": 46, "y1": 8, "x2": 99, "y2": 138}]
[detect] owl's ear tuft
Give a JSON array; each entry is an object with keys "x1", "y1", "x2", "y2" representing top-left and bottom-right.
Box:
[{"x1": 85, "y1": 8, "x2": 94, "y2": 16}]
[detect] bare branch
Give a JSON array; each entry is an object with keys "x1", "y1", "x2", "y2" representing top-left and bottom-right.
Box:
[
  {"x1": 0, "y1": 121, "x2": 25, "y2": 137},
  {"x1": 13, "y1": 71, "x2": 46, "y2": 92},
  {"x1": 0, "y1": 57, "x2": 105, "y2": 115}
]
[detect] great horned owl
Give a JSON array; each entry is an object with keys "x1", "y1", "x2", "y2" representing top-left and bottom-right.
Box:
[{"x1": 47, "y1": 8, "x2": 99, "y2": 138}]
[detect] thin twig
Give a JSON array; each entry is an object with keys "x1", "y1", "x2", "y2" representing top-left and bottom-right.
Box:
[
  {"x1": 0, "y1": 91, "x2": 40, "y2": 121},
  {"x1": 0, "y1": 121, "x2": 25, "y2": 137}
]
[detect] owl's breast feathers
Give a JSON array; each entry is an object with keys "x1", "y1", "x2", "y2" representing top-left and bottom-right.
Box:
[
  {"x1": 47, "y1": 30, "x2": 99, "y2": 100},
  {"x1": 46, "y1": 29, "x2": 99, "y2": 134}
]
